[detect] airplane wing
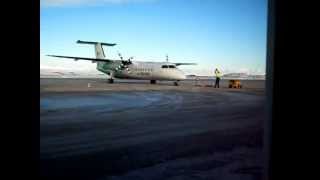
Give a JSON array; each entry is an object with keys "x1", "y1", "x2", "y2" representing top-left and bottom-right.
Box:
[
  {"x1": 47, "y1": 55, "x2": 117, "y2": 62},
  {"x1": 174, "y1": 63, "x2": 197, "y2": 66},
  {"x1": 48, "y1": 55, "x2": 197, "y2": 66}
]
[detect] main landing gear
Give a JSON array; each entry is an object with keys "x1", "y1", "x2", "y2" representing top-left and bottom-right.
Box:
[
  {"x1": 174, "y1": 81, "x2": 179, "y2": 86},
  {"x1": 107, "y1": 71, "x2": 114, "y2": 84},
  {"x1": 150, "y1": 80, "x2": 157, "y2": 84},
  {"x1": 108, "y1": 79, "x2": 114, "y2": 83}
]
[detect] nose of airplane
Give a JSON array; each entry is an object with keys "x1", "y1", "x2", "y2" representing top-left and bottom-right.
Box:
[{"x1": 177, "y1": 71, "x2": 186, "y2": 80}]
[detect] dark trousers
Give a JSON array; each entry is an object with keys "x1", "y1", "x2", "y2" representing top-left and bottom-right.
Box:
[{"x1": 214, "y1": 77, "x2": 220, "y2": 88}]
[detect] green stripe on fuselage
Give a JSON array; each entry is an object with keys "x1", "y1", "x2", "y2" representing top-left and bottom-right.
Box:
[{"x1": 97, "y1": 61, "x2": 122, "y2": 74}]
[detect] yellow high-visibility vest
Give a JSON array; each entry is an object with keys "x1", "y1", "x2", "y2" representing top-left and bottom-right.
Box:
[{"x1": 215, "y1": 71, "x2": 222, "y2": 78}]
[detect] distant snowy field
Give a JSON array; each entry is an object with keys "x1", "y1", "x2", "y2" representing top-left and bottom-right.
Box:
[{"x1": 40, "y1": 68, "x2": 105, "y2": 78}]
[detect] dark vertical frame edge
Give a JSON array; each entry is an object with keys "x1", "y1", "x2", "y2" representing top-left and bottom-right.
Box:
[{"x1": 264, "y1": 0, "x2": 275, "y2": 179}]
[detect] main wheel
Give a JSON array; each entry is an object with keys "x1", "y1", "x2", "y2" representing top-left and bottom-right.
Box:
[
  {"x1": 108, "y1": 79, "x2": 114, "y2": 83},
  {"x1": 174, "y1": 82, "x2": 179, "y2": 86},
  {"x1": 150, "y1": 80, "x2": 156, "y2": 84}
]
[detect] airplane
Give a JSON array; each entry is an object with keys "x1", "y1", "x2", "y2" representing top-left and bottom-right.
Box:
[{"x1": 47, "y1": 40, "x2": 196, "y2": 86}]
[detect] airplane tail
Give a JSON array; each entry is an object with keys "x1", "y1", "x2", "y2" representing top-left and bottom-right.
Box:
[
  {"x1": 76, "y1": 40, "x2": 116, "y2": 74},
  {"x1": 77, "y1": 40, "x2": 116, "y2": 59}
]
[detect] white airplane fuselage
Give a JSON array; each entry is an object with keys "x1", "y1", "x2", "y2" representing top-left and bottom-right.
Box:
[{"x1": 107, "y1": 61, "x2": 186, "y2": 81}]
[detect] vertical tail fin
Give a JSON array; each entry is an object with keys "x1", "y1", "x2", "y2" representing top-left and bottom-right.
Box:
[
  {"x1": 76, "y1": 40, "x2": 116, "y2": 73},
  {"x1": 76, "y1": 40, "x2": 116, "y2": 59}
]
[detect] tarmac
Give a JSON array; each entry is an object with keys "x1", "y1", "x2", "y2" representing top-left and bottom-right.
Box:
[{"x1": 40, "y1": 78, "x2": 266, "y2": 180}]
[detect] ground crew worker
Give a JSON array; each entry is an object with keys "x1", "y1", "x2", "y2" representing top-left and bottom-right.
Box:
[{"x1": 214, "y1": 68, "x2": 222, "y2": 88}]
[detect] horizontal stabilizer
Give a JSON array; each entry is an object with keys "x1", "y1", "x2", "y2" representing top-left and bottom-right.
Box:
[{"x1": 77, "y1": 40, "x2": 116, "y2": 46}]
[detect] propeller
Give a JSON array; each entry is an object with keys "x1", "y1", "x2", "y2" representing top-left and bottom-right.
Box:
[
  {"x1": 117, "y1": 52, "x2": 124, "y2": 60},
  {"x1": 116, "y1": 51, "x2": 133, "y2": 72},
  {"x1": 127, "y1": 56, "x2": 133, "y2": 64}
]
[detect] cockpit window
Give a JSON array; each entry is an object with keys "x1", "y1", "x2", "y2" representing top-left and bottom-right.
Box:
[
  {"x1": 169, "y1": 65, "x2": 176, "y2": 68},
  {"x1": 161, "y1": 65, "x2": 168, "y2": 68}
]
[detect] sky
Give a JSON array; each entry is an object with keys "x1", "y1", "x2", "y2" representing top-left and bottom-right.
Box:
[{"x1": 40, "y1": 0, "x2": 267, "y2": 76}]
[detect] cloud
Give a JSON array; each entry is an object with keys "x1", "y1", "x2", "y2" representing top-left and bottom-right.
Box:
[{"x1": 41, "y1": 0, "x2": 156, "y2": 7}]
